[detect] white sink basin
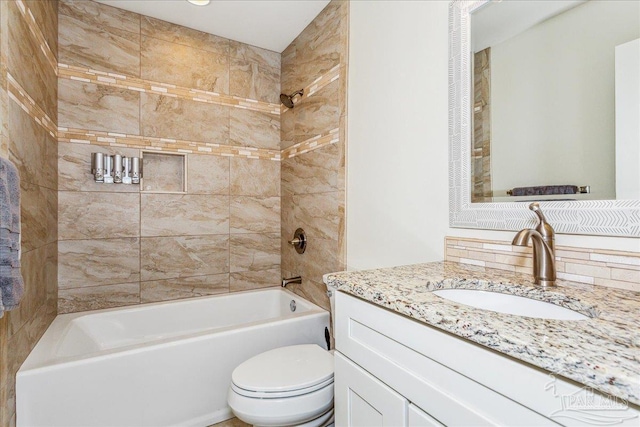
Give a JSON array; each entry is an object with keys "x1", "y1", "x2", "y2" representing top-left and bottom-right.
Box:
[{"x1": 432, "y1": 289, "x2": 588, "y2": 320}]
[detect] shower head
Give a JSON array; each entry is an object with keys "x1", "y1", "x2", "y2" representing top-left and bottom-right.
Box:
[{"x1": 280, "y1": 89, "x2": 304, "y2": 108}]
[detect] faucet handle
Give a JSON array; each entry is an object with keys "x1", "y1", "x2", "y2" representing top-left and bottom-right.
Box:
[{"x1": 529, "y1": 202, "x2": 555, "y2": 250}]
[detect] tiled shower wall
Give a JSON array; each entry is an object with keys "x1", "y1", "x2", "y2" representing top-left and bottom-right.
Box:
[
  {"x1": 281, "y1": 1, "x2": 349, "y2": 311},
  {"x1": 0, "y1": 0, "x2": 59, "y2": 424},
  {"x1": 57, "y1": 0, "x2": 282, "y2": 313}
]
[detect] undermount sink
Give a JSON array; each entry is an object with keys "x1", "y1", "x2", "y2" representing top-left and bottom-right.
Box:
[{"x1": 432, "y1": 289, "x2": 588, "y2": 320}]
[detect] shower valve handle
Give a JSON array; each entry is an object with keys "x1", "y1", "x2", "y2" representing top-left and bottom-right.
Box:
[{"x1": 288, "y1": 228, "x2": 306, "y2": 254}]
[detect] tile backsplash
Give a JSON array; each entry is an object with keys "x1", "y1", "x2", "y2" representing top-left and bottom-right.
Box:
[{"x1": 445, "y1": 236, "x2": 640, "y2": 292}]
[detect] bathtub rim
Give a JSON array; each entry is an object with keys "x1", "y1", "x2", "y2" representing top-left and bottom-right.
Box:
[{"x1": 19, "y1": 288, "x2": 329, "y2": 373}]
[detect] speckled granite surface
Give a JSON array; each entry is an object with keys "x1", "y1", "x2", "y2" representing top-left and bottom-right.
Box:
[{"x1": 325, "y1": 262, "x2": 640, "y2": 405}]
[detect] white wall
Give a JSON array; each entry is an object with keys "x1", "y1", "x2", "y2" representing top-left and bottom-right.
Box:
[
  {"x1": 346, "y1": 0, "x2": 450, "y2": 270},
  {"x1": 615, "y1": 38, "x2": 640, "y2": 201},
  {"x1": 346, "y1": 1, "x2": 640, "y2": 271},
  {"x1": 490, "y1": 0, "x2": 639, "y2": 199}
]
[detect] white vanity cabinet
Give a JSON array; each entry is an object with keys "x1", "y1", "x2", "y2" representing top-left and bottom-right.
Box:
[{"x1": 334, "y1": 291, "x2": 639, "y2": 427}]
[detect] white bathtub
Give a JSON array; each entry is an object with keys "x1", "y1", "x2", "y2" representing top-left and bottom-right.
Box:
[{"x1": 16, "y1": 288, "x2": 329, "y2": 427}]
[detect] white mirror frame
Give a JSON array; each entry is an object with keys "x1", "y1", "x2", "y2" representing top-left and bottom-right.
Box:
[{"x1": 448, "y1": 0, "x2": 640, "y2": 237}]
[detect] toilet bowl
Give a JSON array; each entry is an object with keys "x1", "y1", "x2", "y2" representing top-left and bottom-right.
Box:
[{"x1": 228, "y1": 344, "x2": 334, "y2": 427}]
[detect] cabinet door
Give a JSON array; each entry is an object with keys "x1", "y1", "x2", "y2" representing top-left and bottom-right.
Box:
[
  {"x1": 408, "y1": 404, "x2": 444, "y2": 427},
  {"x1": 335, "y1": 352, "x2": 407, "y2": 427}
]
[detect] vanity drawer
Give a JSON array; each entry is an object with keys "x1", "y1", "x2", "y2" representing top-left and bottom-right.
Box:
[{"x1": 335, "y1": 292, "x2": 557, "y2": 426}]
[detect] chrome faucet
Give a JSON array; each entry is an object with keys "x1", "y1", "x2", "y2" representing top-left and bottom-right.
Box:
[
  {"x1": 282, "y1": 276, "x2": 302, "y2": 287},
  {"x1": 512, "y1": 203, "x2": 556, "y2": 287}
]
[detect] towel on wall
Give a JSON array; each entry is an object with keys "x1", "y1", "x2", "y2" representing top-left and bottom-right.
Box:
[
  {"x1": 0, "y1": 157, "x2": 23, "y2": 317},
  {"x1": 507, "y1": 185, "x2": 579, "y2": 197}
]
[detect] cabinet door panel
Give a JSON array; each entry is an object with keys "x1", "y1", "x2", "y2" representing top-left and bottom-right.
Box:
[
  {"x1": 336, "y1": 292, "x2": 558, "y2": 426},
  {"x1": 408, "y1": 404, "x2": 444, "y2": 427},
  {"x1": 335, "y1": 352, "x2": 407, "y2": 427}
]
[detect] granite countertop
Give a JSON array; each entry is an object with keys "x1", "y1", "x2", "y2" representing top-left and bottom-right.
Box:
[{"x1": 324, "y1": 261, "x2": 640, "y2": 405}]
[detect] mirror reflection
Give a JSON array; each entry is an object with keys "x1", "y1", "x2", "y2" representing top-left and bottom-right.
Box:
[{"x1": 470, "y1": 0, "x2": 640, "y2": 203}]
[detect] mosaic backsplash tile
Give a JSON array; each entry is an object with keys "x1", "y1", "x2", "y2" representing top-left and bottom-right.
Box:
[{"x1": 445, "y1": 236, "x2": 640, "y2": 292}]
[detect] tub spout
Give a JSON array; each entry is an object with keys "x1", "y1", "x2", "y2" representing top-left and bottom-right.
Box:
[{"x1": 282, "y1": 276, "x2": 302, "y2": 287}]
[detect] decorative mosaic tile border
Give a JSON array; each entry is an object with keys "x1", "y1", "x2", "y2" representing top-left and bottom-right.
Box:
[
  {"x1": 281, "y1": 128, "x2": 339, "y2": 159},
  {"x1": 445, "y1": 236, "x2": 640, "y2": 292},
  {"x1": 280, "y1": 64, "x2": 341, "y2": 114},
  {"x1": 58, "y1": 64, "x2": 281, "y2": 116},
  {"x1": 7, "y1": 73, "x2": 57, "y2": 138},
  {"x1": 15, "y1": 0, "x2": 58, "y2": 74},
  {"x1": 58, "y1": 127, "x2": 282, "y2": 160}
]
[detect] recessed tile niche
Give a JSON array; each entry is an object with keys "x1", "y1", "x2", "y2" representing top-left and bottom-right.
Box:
[{"x1": 141, "y1": 152, "x2": 187, "y2": 193}]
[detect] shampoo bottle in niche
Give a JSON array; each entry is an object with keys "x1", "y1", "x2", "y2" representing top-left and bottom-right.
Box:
[
  {"x1": 103, "y1": 155, "x2": 114, "y2": 184},
  {"x1": 92, "y1": 152, "x2": 104, "y2": 183},
  {"x1": 131, "y1": 157, "x2": 141, "y2": 184},
  {"x1": 122, "y1": 157, "x2": 132, "y2": 184},
  {"x1": 113, "y1": 154, "x2": 123, "y2": 184}
]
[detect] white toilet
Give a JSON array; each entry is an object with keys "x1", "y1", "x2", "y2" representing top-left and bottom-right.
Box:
[{"x1": 227, "y1": 284, "x2": 336, "y2": 427}]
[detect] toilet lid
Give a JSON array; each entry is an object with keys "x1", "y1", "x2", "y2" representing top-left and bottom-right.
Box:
[{"x1": 232, "y1": 344, "x2": 334, "y2": 393}]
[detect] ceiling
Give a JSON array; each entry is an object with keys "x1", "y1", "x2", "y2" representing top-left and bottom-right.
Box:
[
  {"x1": 471, "y1": 0, "x2": 586, "y2": 52},
  {"x1": 95, "y1": 0, "x2": 331, "y2": 53}
]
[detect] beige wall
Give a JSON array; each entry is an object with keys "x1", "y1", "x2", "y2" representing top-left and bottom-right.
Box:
[
  {"x1": 280, "y1": 0, "x2": 348, "y2": 311},
  {"x1": 57, "y1": 0, "x2": 282, "y2": 313},
  {"x1": 0, "y1": 0, "x2": 59, "y2": 424}
]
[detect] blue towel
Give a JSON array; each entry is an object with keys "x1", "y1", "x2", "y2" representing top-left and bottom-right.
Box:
[
  {"x1": 0, "y1": 158, "x2": 20, "y2": 233},
  {"x1": 0, "y1": 157, "x2": 23, "y2": 317}
]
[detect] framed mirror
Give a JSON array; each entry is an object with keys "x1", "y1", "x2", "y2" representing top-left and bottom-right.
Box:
[{"x1": 448, "y1": 0, "x2": 640, "y2": 237}]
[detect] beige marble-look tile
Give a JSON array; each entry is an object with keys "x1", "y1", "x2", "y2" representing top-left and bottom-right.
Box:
[
  {"x1": 293, "y1": 0, "x2": 347, "y2": 69},
  {"x1": 59, "y1": 79, "x2": 140, "y2": 134},
  {"x1": 230, "y1": 196, "x2": 280, "y2": 234},
  {"x1": 58, "y1": 0, "x2": 141, "y2": 76},
  {"x1": 230, "y1": 41, "x2": 280, "y2": 70},
  {"x1": 140, "y1": 273, "x2": 229, "y2": 303},
  {"x1": 141, "y1": 16, "x2": 229, "y2": 55},
  {"x1": 230, "y1": 109, "x2": 279, "y2": 150},
  {"x1": 20, "y1": 182, "x2": 57, "y2": 252},
  {"x1": 141, "y1": 235, "x2": 229, "y2": 281},
  {"x1": 24, "y1": 0, "x2": 58, "y2": 54},
  {"x1": 281, "y1": 143, "x2": 342, "y2": 195},
  {"x1": 59, "y1": 192, "x2": 140, "y2": 239},
  {"x1": 7, "y1": 244, "x2": 47, "y2": 337},
  {"x1": 8, "y1": 102, "x2": 57, "y2": 190},
  {"x1": 294, "y1": 80, "x2": 339, "y2": 143},
  {"x1": 141, "y1": 152, "x2": 185, "y2": 193},
  {"x1": 187, "y1": 154, "x2": 229, "y2": 195},
  {"x1": 7, "y1": 1, "x2": 57, "y2": 120},
  {"x1": 230, "y1": 233, "x2": 280, "y2": 273},
  {"x1": 58, "y1": 142, "x2": 140, "y2": 192},
  {"x1": 230, "y1": 158, "x2": 280, "y2": 196},
  {"x1": 229, "y1": 58, "x2": 280, "y2": 104},
  {"x1": 291, "y1": 191, "x2": 342, "y2": 241},
  {"x1": 141, "y1": 36, "x2": 229, "y2": 94},
  {"x1": 58, "y1": 283, "x2": 140, "y2": 314},
  {"x1": 58, "y1": 238, "x2": 140, "y2": 289},
  {"x1": 280, "y1": 107, "x2": 295, "y2": 148},
  {"x1": 230, "y1": 269, "x2": 281, "y2": 293},
  {"x1": 140, "y1": 93, "x2": 229, "y2": 143},
  {"x1": 141, "y1": 194, "x2": 229, "y2": 237}
]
